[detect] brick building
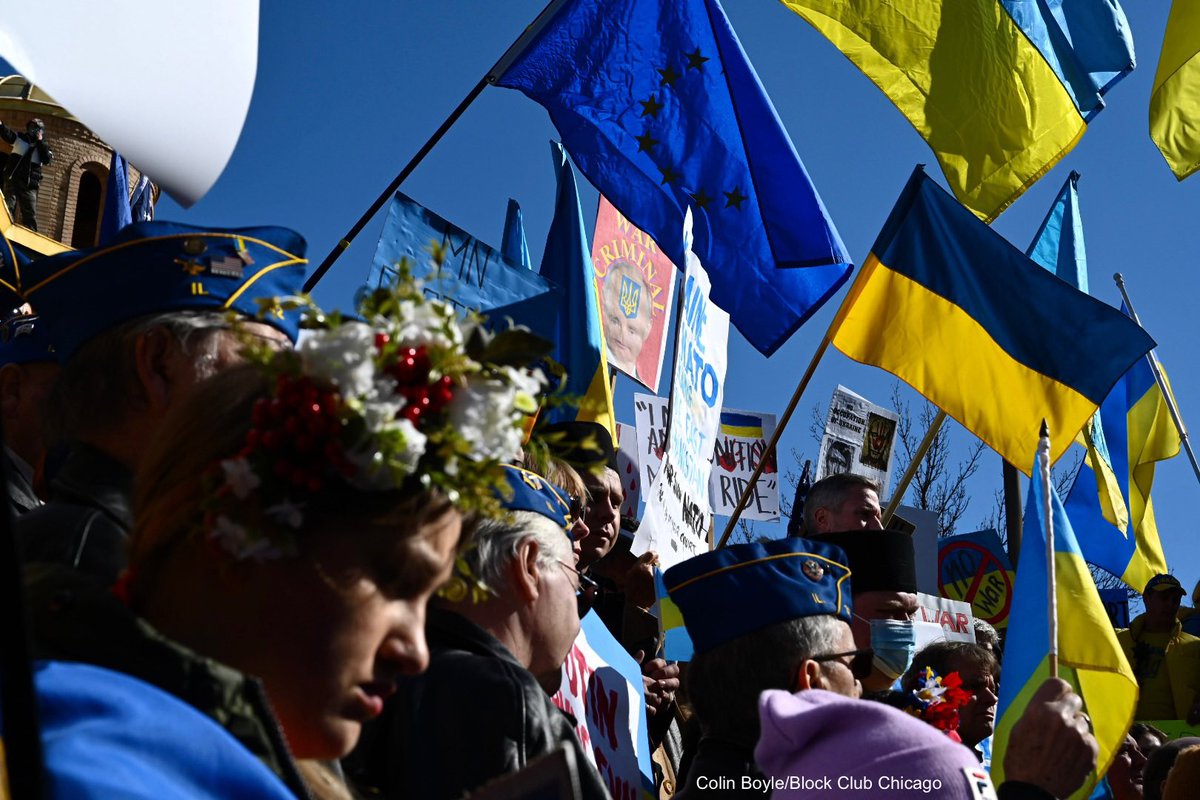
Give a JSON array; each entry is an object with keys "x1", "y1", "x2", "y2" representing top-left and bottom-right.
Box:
[{"x1": 0, "y1": 75, "x2": 157, "y2": 253}]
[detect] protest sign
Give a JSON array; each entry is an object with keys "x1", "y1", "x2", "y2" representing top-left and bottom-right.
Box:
[
  {"x1": 816, "y1": 385, "x2": 899, "y2": 498},
  {"x1": 938, "y1": 530, "x2": 1015, "y2": 629},
  {"x1": 614, "y1": 422, "x2": 640, "y2": 518},
  {"x1": 709, "y1": 409, "x2": 779, "y2": 522},
  {"x1": 552, "y1": 611, "x2": 655, "y2": 800},
  {"x1": 915, "y1": 592, "x2": 976, "y2": 643},
  {"x1": 634, "y1": 216, "x2": 729, "y2": 568},
  {"x1": 369, "y1": 192, "x2": 560, "y2": 339},
  {"x1": 633, "y1": 394, "x2": 779, "y2": 522},
  {"x1": 592, "y1": 195, "x2": 676, "y2": 392}
]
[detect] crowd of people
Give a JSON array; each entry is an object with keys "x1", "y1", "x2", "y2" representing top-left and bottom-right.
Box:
[{"x1": 0, "y1": 220, "x2": 1196, "y2": 800}]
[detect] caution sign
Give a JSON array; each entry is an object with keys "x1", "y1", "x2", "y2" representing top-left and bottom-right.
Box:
[{"x1": 938, "y1": 530, "x2": 1014, "y2": 629}]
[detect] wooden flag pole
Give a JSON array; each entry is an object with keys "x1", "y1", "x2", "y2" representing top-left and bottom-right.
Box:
[
  {"x1": 716, "y1": 335, "x2": 831, "y2": 548},
  {"x1": 881, "y1": 409, "x2": 947, "y2": 527},
  {"x1": 303, "y1": 0, "x2": 571, "y2": 293},
  {"x1": 1038, "y1": 419, "x2": 1058, "y2": 677},
  {"x1": 1113, "y1": 273, "x2": 1200, "y2": 486}
]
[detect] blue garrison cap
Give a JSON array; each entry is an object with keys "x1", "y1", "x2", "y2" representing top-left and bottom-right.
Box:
[
  {"x1": 498, "y1": 465, "x2": 572, "y2": 533},
  {"x1": 18, "y1": 221, "x2": 307, "y2": 361},
  {"x1": 663, "y1": 537, "x2": 853, "y2": 655},
  {"x1": 0, "y1": 315, "x2": 54, "y2": 365}
]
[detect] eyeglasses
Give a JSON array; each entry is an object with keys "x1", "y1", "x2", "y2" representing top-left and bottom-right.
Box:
[
  {"x1": 568, "y1": 494, "x2": 588, "y2": 524},
  {"x1": 559, "y1": 560, "x2": 598, "y2": 618},
  {"x1": 811, "y1": 649, "x2": 874, "y2": 681}
]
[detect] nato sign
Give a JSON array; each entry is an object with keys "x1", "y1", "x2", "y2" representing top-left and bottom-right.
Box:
[
  {"x1": 368, "y1": 193, "x2": 561, "y2": 341},
  {"x1": 938, "y1": 529, "x2": 1015, "y2": 629}
]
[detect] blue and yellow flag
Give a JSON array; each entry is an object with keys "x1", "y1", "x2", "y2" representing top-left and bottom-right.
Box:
[
  {"x1": 992, "y1": 431, "x2": 1137, "y2": 799},
  {"x1": 540, "y1": 142, "x2": 615, "y2": 439},
  {"x1": 1064, "y1": 351, "x2": 1178, "y2": 592},
  {"x1": 495, "y1": 0, "x2": 853, "y2": 356},
  {"x1": 1151, "y1": 1, "x2": 1200, "y2": 180},
  {"x1": 780, "y1": 0, "x2": 1134, "y2": 221},
  {"x1": 830, "y1": 167, "x2": 1155, "y2": 472},
  {"x1": 501, "y1": 198, "x2": 532, "y2": 270}
]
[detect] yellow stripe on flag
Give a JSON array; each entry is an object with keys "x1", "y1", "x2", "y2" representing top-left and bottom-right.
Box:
[{"x1": 1151, "y1": 0, "x2": 1200, "y2": 180}]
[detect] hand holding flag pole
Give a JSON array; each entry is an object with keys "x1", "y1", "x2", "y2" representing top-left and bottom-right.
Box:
[{"x1": 1113, "y1": 272, "x2": 1200, "y2": 486}]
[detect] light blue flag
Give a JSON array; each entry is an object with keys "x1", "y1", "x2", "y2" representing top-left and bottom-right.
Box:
[
  {"x1": 539, "y1": 142, "x2": 614, "y2": 436},
  {"x1": 1027, "y1": 171, "x2": 1088, "y2": 292},
  {"x1": 99, "y1": 151, "x2": 132, "y2": 245},
  {"x1": 495, "y1": 0, "x2": 852, "y2": 356},
  {"x1": 501, "y1": 198, "x2": 532, "y2": 270},
  {"x1": 130, "y1": 173, "x2": 155, "y2": 224}
]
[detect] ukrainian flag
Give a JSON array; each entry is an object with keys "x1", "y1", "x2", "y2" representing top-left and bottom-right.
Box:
[
  {"x1": 780, "y1": 0, "x2": 1134, "y2": 221},
  {"x1": 991, "y1": 431, "x2": 1137, "y2": 800},
  {"x1": 654, "y1": 569, "x2": 694, "y2": 661},
  {"x1": 830, "y1": 167, "x2": 1155, "y2": 472},
  {"x1": 540, "y1": 142, "x2": 616, "y2": 439},
  {"x1": 1151, "y1": 0, "x2": 1200, "y2": 180},
  {"x1": 1065, "y1": 354, "x2": 1178, "y2": 592},
  {"x1": 719, "y1": 412, "x2": 764, "y2": 440}
]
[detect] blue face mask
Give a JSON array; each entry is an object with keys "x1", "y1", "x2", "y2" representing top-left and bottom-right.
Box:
[{"x1": 868, "y1": 618, "x2": 917, "y2": 680}]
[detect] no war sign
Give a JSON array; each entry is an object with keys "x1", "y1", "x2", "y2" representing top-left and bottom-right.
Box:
[{"x1": 938, "y1": 529, "x2": 1014, "y2": 629}]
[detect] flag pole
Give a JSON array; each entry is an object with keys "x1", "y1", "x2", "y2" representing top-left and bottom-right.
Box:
[
  {"x1": 881, "y1": 409, "x2": 947, "y2": 527},
  {"x1": 716, "y1": 335, "x2": 831, "y2": 548},
  {"x1": 1039, "y1": 419, "x2": 1058, "y2": 678},
  {"x1": 302, "y1": 0, "x2": 571, "y2": 293},
  {"x1": 1113, "y1": 273, "x2": 1200, "y2": 485}
]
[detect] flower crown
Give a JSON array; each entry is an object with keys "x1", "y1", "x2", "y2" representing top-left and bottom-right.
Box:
[
  {"x1": 203, "y1": 264, "x2": 552, "y2": 561},
  {"x1": 896, "y1": 667, "x2": 972, "y2": 741}
]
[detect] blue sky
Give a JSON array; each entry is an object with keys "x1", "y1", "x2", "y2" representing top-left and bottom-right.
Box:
[{"x1": 80, "y1": 3, "x2": 1200, "y2": 589}]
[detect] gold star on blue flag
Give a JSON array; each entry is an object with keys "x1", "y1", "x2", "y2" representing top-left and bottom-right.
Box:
[{"x1": 494, "y1": 0, "x2": 852, "y2": 356}]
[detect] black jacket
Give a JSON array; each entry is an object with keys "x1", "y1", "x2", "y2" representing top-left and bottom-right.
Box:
[
  {"x1": 676, "y1": 736, "x2": 763, "y2": 800},
  {"x1": 346, "y1": 607, "x2": 610, "y2": 800},
  {"x1": 15, "y1": 443, "x2": 133, "y2": 583},
  {"x1": 0, "y1": 123, "x2": 52, "y2": 188},
  {"x1": 4, "y1": 447, "x2": 42, "y2": 515}
]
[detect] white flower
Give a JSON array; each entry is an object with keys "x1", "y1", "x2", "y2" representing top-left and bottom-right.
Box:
[
  {"x1": 345, "y1": 417, "x2": 428, "y2": 492},
  {"x1": 391, "y1": 417, "x2": 428, "y2": 473},
  {"x1": 220, "y1": 458, "x2": 260, "y2": 499},
  {"x1": 388, "y1": 299, "x2": 463, "y2": 349},
  {"x1": 210, "y1": 515, "x2": 251, "y2": 556},
  {"x1": 265, "y1": 500, "x2": 305, "y2": 529},
  {"x1": 298, "y1": 322, "x2": 377, "y2": 397},
  {"x1": 448, "y1": 376, "x2": 525, "y2": 461}
]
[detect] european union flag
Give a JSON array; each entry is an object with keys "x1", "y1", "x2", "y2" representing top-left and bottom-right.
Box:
[{"x1": 494, "y1": 0, "x2": 853, "y2": 356}]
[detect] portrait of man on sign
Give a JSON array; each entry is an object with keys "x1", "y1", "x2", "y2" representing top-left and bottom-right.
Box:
[
  {"x1": 602, "y1": 258, "x2": 653, "y2": 382},
  {"x1": 861, "y1": 412, "x2": 897, "y2": 470}
]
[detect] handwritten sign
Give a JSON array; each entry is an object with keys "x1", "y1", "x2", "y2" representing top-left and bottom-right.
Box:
[
  {"x1": 369, "y1": 192, "x2": 561, "y2": 340},
  {"x1": 938, "y1": 530, "x2": 1014, "y2": 629},
  {"x1": 633, "y1": 393, "x2": 778, "y2": 522},
  {"x1": 915, "y1": 592, "x2": 976, "y2": 644},
  {"x1": 816, "y1": 385, "x2": 899, "y2": 499},
  {"x1": 592, "y1": 195, "x2": 676, "y2": 393},
  {"x1": 552, "y1": 612, "x2": 655, "y2": 800},
  {"x1": 633, "y1": 219, "x2": 728, "y2": 569},
  {"x1": 615, "y1": 422, "x2": 641, "y2": 519}
]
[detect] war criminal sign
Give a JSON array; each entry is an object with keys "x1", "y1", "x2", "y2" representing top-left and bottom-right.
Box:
[
  {"x1": 634, "y1": 238, "x2": 729, "y2": 569},
  {"x1": 592, "y1": 195, "x2": 677, "y2": 393}
]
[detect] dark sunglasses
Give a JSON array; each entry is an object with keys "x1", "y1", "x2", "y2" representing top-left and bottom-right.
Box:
[
  {"x1": 568, "y1": 494, "x2": 588, "y2": 522},
  {"x1": 811, "y1": 649, "x2": 874, "y2": 681}
]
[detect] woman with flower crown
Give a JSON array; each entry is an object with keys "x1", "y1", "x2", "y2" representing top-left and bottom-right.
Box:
[{"x1": 21, "y1": 279, "x2": 549, "y2": 799}]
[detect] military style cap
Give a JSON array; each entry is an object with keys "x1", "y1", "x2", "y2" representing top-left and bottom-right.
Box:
[
  {"x1": 498, "y1": 465, "x2": 572, "y2": 533},
  {"x1": 16, "y1": 221, "x2": 307, "y2": 361},
  {"x1": 810, "y1": 529, "x2": 918, "y2": 594},
  {"x1": 663, "y1": 537, "x2": 853, "y2": 655},
  {"x1": 1145, "y1": 573, "x2": 1185, "y2": 596},
  {"x1": 0, "y1": 315, "x2": 54, "y2": 366}
]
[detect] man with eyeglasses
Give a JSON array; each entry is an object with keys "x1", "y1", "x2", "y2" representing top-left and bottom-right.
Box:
[
  {"x1": 11, "y1": 221, "x2": 306, "y2": 583},
  {"x1": 663, "y1": 537, "x2": 863, "y2": 798}
]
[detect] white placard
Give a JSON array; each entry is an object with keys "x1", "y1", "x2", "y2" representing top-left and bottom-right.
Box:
[{"x1": 816, "y1": 385, "x2": 899, "y2": 498}]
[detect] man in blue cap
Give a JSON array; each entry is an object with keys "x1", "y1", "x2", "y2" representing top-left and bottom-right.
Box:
[
  {"x1": 347, "y1": 464, "x2": 608, "y2": 800},
  {"x1": 0, "y1": 314, "x2": 56, "y2": 514},
  {"x1": 11, "y1": 221, "x2": 307, "y2": 583},
  {"x1": 664, "y1": 537, "x2": 864, "y2": 799}
]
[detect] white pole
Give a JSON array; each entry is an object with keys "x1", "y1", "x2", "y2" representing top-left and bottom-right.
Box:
[{"x1": 1039, "y1": 419, "x2": 1058, "y2": 678}]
